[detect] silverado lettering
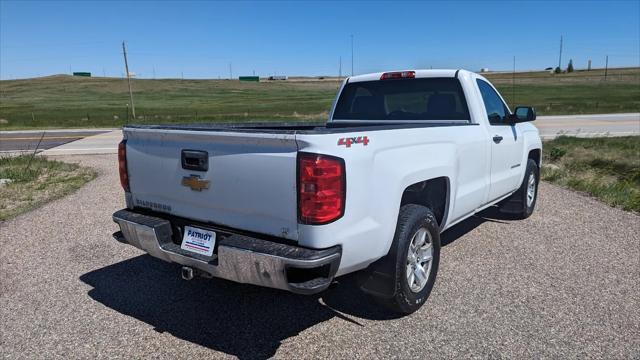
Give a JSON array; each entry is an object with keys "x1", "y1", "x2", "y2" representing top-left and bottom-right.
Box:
[{"x1": 134, "y1": 199, "x2": 171, "y2": 212}]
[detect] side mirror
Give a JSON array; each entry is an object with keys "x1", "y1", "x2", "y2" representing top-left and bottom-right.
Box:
[{"x1": 513, "y1": 106, "x2": 536, "y2": 122}]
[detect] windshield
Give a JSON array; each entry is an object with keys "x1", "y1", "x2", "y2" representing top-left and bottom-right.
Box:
[{"x1": 332, "y1": 78, "x2": 470, "y2": 121}]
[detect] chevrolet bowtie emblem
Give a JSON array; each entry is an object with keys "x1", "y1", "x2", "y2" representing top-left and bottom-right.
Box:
[{"x1": 181, "y1": 175, "x2": 210, "y2": 191}]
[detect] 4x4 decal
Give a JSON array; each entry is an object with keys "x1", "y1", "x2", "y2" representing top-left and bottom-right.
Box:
[{"x1": 338, "y1": 136, "x2": 369, "y2": 147}]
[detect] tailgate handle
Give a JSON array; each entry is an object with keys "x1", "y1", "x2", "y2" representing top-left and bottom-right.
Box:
[{"x1": 181, "y1": 150, "x2": 208, "y2": 171}]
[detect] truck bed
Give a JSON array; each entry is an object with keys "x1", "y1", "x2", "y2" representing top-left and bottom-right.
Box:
[{"x1": 121, "y1": 120, "x2": 476, "y2": 243}]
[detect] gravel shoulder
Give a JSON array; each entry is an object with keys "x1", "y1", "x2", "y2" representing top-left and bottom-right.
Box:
[{"x1": 1, "y1": 154, "x2": 638, "y2": 359}]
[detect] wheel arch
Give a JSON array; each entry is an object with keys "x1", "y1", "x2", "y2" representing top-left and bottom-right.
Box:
[
  {"x1": 528, "y1": 148, "x2": 541, "y2": 168},
  {"x1": 400, "y1": 176, "x2": 450, "y2": 231},
  {"x1": 518, "y1": 127, "x2": 542, "y2": 185}
]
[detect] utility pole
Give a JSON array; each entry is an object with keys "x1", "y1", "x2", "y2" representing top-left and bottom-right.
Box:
[
  {"x1": 350, "y1": 34, "x2": 354, "y2": 76},
  {"x1": 339, "y1": 56, "x2": 342, "y2": 79},
  {"x1": 122, "y1": 41, "x2": 136, "y2": 119},
  {"x1": 229, "y1": 63, "x2": 233, "y2": 79},
  {"x1": 153, "y1": 67, "x2": 156, "y2": 79},
  {"x1": 604, "y1": 55, "x2": 609, "y2": 80},
  {"x1": 558, "y1": 35, "x2": 563, "y2": 69},
  {"x1": 512, "y1": 56, "x2": 516, "y2": 105}
]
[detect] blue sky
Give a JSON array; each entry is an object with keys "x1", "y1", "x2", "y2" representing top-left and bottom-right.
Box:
[{"x1": 1, "y1": 0, "x2": 638, "y2": 79}]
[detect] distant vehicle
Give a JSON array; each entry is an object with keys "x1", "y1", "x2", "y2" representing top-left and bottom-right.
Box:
[
  {"x1": 113, "y1": 69, "x2": 542, "y2": 314},
  {"x1": 268, "y1": 75, "x2": 288, "y2": 80}
]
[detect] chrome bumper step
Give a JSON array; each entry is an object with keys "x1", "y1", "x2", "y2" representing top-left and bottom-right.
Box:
[{"x1": 112, "y1": 209, "x2": 341, "y2": 294}]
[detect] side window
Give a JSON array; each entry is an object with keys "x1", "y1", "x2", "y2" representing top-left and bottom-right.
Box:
[{"x1": 476, "y1": 79, "x2": 509, "y2": 125}]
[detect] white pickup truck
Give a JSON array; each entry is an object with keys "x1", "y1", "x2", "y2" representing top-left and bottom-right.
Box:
[{"x1": 113, "y1": 69, "x2": 542, "y2": 314}]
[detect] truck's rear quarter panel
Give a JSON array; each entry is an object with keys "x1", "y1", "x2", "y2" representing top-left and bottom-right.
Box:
[{"x1": 295, "y1": 124, "x2": 489, "y2": 275}]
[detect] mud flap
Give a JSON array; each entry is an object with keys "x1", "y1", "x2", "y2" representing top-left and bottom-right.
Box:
[
  {"x1": 356, "y1": 251, "x2": 398, "y2": 299},
  {"x1": 498, "y1": 194, "x2": 525, "y2": 214}
]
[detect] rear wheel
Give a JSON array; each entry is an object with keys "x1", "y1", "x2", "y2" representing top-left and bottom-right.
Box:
[{"x1": 381, "y1": 204, "x2": 441, "y2": 314}]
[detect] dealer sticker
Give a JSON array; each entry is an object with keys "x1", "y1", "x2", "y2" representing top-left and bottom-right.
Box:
[{"x1": 181, "y1": 226, "x2": 216, "y2": 256}]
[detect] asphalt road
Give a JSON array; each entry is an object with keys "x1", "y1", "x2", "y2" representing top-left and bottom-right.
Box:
[
  {"x1": 1, "y1": 112, "x2": 638, "y2": 156},
  {"x1": 0, "y1": 154, "x2": 638, "y2": 359},
  {"x1": 0, "y1": 129, "x2": 111, "y2": 152},
  {"x1": 536, "y1": 113, "x2": 640, "y2": 139}
]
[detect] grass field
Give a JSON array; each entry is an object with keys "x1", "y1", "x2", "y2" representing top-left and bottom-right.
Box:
[
  {"x1": 0, "y1": 155, "x2": 96, "y2": 220},
  {"x1": 541, "y1": 136, "x2": 640, "y2": 212},
  {"x1": 0, "y1": 67, "x2": 638, "y2": 129},
  {"x1": 487, "y1": 67, "x2": 639, "y2": 115}
]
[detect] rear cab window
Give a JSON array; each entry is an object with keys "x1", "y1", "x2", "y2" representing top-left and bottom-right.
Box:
[{"x1": 332, "y1": 78, "x2": 471, "y2": 122}]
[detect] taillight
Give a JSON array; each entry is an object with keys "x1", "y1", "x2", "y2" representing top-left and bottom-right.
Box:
[
  {"x1": 298, "y1": 153, "x2": 345, "y2": 225},
  {"x1": 380, "y1": 71, "x2": 415, "y2": 80},
  {"x1": 118, "y1": 140, "x2": 130, "y2": 192}
]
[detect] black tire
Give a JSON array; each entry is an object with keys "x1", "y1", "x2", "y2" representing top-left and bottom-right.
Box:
[
  {"x1": 498, "y1": 159, "x2": 539, "y2": 219},
  {"x1": 381, "y1": 204, "x2": 441, "y2": 314}
]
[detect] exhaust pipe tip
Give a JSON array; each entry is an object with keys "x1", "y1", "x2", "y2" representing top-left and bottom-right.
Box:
[{"x1": 181, "y1": 266, "x2": 195, "y2": 281}]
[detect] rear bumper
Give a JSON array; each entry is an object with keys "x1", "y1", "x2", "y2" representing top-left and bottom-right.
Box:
[{"x1": 112, "y1": 209, "x2": 341, "y2": 294}]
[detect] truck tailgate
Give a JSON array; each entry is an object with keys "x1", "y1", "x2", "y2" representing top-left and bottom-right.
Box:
[{"x1": 124, "y1": 128, "x2": 300, "y2": 241}]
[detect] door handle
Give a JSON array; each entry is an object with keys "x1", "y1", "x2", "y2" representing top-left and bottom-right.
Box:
[{"x1": 493, "y1": 135, "x2": 503, "y2": 144}]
